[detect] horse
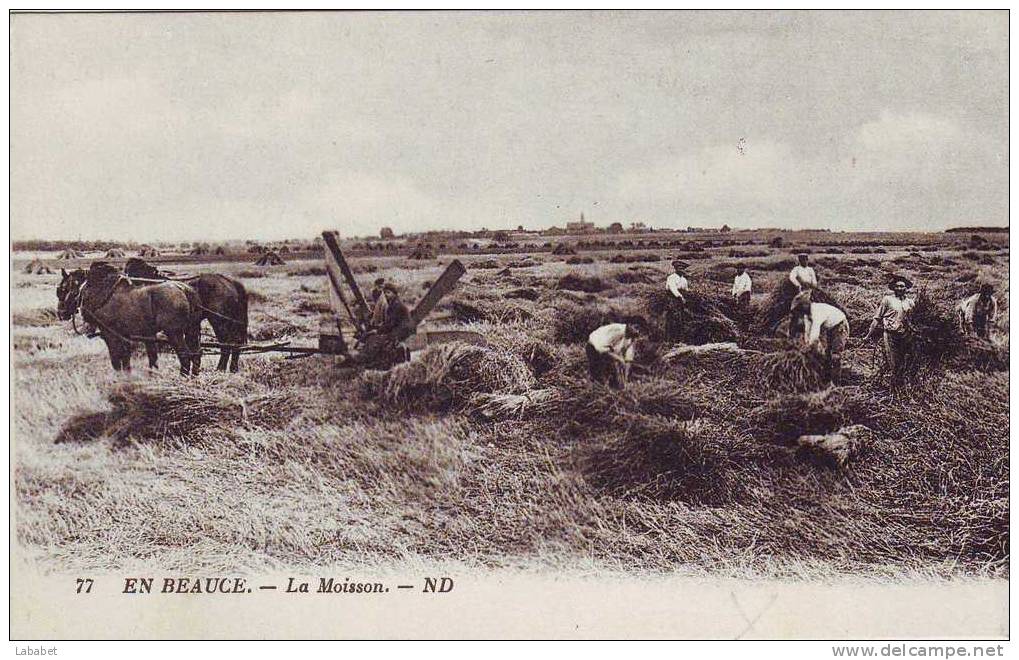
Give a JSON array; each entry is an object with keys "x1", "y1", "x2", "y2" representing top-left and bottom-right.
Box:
[
  {"x1": 57, "y1": 263, "x2": 203, "y2": 375},
  {"x1": 124, "y1": 258, "x2": 249, "y2": 371}
]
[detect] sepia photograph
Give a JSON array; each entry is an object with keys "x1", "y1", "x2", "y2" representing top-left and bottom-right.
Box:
[{"x1": 8, "y1": 9, "x2": 1009, "y2": 642}]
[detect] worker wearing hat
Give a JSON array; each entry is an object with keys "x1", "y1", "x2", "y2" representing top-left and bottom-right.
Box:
[
  {"x1": 370, "y1": 277, "x2": 388, "y2": 326},
  {"x1": 378, "y1": 282, "x2": 411, "y2": 339},
  {"x1": 788, "y1": 252, "x2": 818, "y2": 291},
  {"x1": 665, "y1": 259, "x2": 690, "y2": 340},
  {"x1": 361, "y1": 282, "x2": 412, "y2": 368},
  {"x1": 866, "y1": 276, "x2": 915, "y2": 382},
  {"x1": 666, "y1": 259, "x2": 690, "y2": 298},
  {"x1": 958, "y1": 283, "x2": 998, "y2": 339}
]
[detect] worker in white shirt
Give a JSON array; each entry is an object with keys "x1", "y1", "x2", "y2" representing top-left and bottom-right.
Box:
[
  {"x1": 865, "y1": 276, "x2": 915, "y2": 383},
  {"x1": 791, "y1": 291, "x2": 850, "y2": 383},
  {"x1": 586, "y1": 322, "x2": 638, "y2": 389},
  {"x1": 664, "y1": 260, "x2": 690, "y2": 340},
  {"x1": 666, "y1": 260, "x2": 690, "y2": 299},
  {"x1": 788, "y1": 253, "x2": 818, "y2": 291},
  {"x1": 957, "y1": 283, "x2": 998, "y2": 339},
  {"x1": 731, "y1": 264, "x2": 752, "y2": 312}
]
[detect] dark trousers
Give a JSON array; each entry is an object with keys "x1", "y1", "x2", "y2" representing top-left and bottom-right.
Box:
[
  {"x1": 973, "y1": 313, "x2": 990, "y2": 339},
  {"x1": 735, "y1": 291, "x2": 751, "y2": 312},
  {"x1": 883, "y1": 330, "x2": 909, "y2": 382},
  {"x1": 586, "y1": 343, "x2": 622, "y2": 389},
  {"x1": 664, "y1": 301, "x2": 686, "y2": 341}
]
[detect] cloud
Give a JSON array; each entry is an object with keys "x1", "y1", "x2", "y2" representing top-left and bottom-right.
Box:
[
  {"x1": 10, "y1": 12, "x2": 1008, "y2": 240},
  {"x1": 612, "y1": 109, "x2": 1006, "y2": 231}
]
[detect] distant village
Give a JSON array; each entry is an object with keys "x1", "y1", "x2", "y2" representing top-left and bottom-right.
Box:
[{"x1": 11, "y1": 212, "x2": 1006, "y2": 256}]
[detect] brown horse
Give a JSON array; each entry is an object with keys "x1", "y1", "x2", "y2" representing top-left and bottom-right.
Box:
[
  {"x1": 124, "y1": 258, "x2": 249, "y2": 371},
  {"x1": 57, "y1": 264, "x2": 203, "y2": 375}
]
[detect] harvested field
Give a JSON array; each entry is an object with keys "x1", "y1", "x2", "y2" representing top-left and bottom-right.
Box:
[{"x1": 10, "y1": 234, "x2": 1010, "y2": 579}]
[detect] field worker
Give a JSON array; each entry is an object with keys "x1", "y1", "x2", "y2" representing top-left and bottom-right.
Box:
[
  {"x1": 791, "y1": 290, "x2": 849, "y2": 383},
  {"x1": 370, "y1": 277, "x2": 388, "y2": 327},
  {"x1": 586, "y1": 322, "x2": 638, "y2": 389},
  {"x1": 958, "y1": 283, "x2": 998, "y2": 339},
  {"x1": 378, "y1": 283, "x2": 411, "y2": 339},
  {"x1": 789, "y1": 252, "x2": 818, "y2": 291},
  {"x1": 732, "y1": 264, "x2": 752, "y2": 312},
  {"x1": 865, "y1": 276, "x2": 915, "y2": 381},
  {"x1": 370, "y1": 277, "x2": 386, "y2": 302},
  {"x1": 666, "y1": 260, "x2": 690, "y2": 299}
]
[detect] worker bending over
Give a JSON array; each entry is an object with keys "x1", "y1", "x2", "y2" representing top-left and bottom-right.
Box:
[
  {"x1": 958, "y1": 283, "x2": 998, "y2": 339},
  {"x1": 791, "y1": 291, "x2": 849, "y2": 383},
  {"x1": 586, "y1": 322, "x2": 637, "y2": 389},
  {"x1": 732, "y1": 264, "x2": 752, "y2": 312}
]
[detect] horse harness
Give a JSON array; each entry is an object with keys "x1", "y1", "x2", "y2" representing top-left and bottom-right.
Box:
[
  {"x1": 121, "y1": 274, "x2": 245, "y2": 327},
  {"x1": 73, "y1": 275, "x2": 196, "y2": 346}
]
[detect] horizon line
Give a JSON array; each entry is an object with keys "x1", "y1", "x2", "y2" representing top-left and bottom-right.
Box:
[{"x1": 10, "y1": 225, "x2": 1010, "y2": 245}]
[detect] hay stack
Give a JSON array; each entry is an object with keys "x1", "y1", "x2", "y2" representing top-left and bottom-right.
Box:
[
  {"x1": 23, "y1": 259, "x2": 52, "y2": 274},
  {"x1": 362, "y1": 342, "x2": 536, "y2": 413},
  {"x1": 742, "y1": 347, "x2": 830, "y2": 393},
  {"x1": 102, "y1": 379, "x2": 298, "y2": 441},
  {"x1": 408, "y1": 244, "x2": 435, "y2": 260},
  {"x1": 255, "y1": 250, "x2": 285, "y2": 266},
  {"x1": 747, "y1": 386, "x2": 879, "y2": 446},
  {"x1": 551, "y1": 243, "x2": 576, "y2": 256},
  {"x1": 642, "y1": 287, "x2": 740, "y2": 345},
  {"x1": 556, "y1": 273, "x2": 609, "y2": 293}
]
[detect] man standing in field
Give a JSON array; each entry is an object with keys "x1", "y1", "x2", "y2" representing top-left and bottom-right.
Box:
[
  {"x1": 732, "y1": 264, "x2": 752, "y2": 312},
  {"x1": 958, "y1": 283, "x2": 998, "y2": 339},
  {"x1": 866, "y1": 276, "x2": 916, "y2": 383},
  {"x1": 666, "y1": 260, "x2": 690, "y2": 299},
  {"x1": 665, "y1": 260, "x2": 689, "y2": 340},
  {"x1": 586, "y1": 322, "x2": 637, "y2": 389},
  {"x1": 789, "y1": 252, "x2": 818, "y2": 291},
  {"x1": 791, "y1": 290, "x2": 849, "y2": 383}
]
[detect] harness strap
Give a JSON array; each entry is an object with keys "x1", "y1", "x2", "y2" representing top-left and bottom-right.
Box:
[{"x1": 123, "y1": 275, "x2": 245, "y2": 327}]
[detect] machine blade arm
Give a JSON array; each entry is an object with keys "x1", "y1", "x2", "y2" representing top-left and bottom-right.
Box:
[
  {"x1": 322, "y1": 230, "x2": 371, "y2": 321},
  {"x1": 409, "y1": 259, "x2": 467, "y2": 328}
]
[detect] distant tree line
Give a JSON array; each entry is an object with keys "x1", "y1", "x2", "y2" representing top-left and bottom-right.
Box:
[{"x1": 945, "y1": 226, "x2": 1009, "y2": 233}]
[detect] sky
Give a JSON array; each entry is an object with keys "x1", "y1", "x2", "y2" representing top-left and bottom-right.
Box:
[{"x1": 10, "y1": 10, "x2": 1009, "y2": 242}]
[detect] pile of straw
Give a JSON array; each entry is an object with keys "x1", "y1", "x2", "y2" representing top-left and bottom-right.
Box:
[
  {"x1": 641, "y1": 287, "x2": 740, "y2": 344},
  {"x1": 556, "y1": 273, "x2": 610, "y2": 293},
  {"x1": 575, "y1": 415, "x2": 777, "y2": 503},
  {"x1": 742, "y1": 347, "x2": 831, "y2": 393},
  {"x1": 746, "y1": 386, "x2": 880, "y2": 445},
  {"x1": 103, "y1": 379, "x2": 298, "y2": 441},
  {"x1": 362, "y1": 342, "x2": 537, "y2": 413}
]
